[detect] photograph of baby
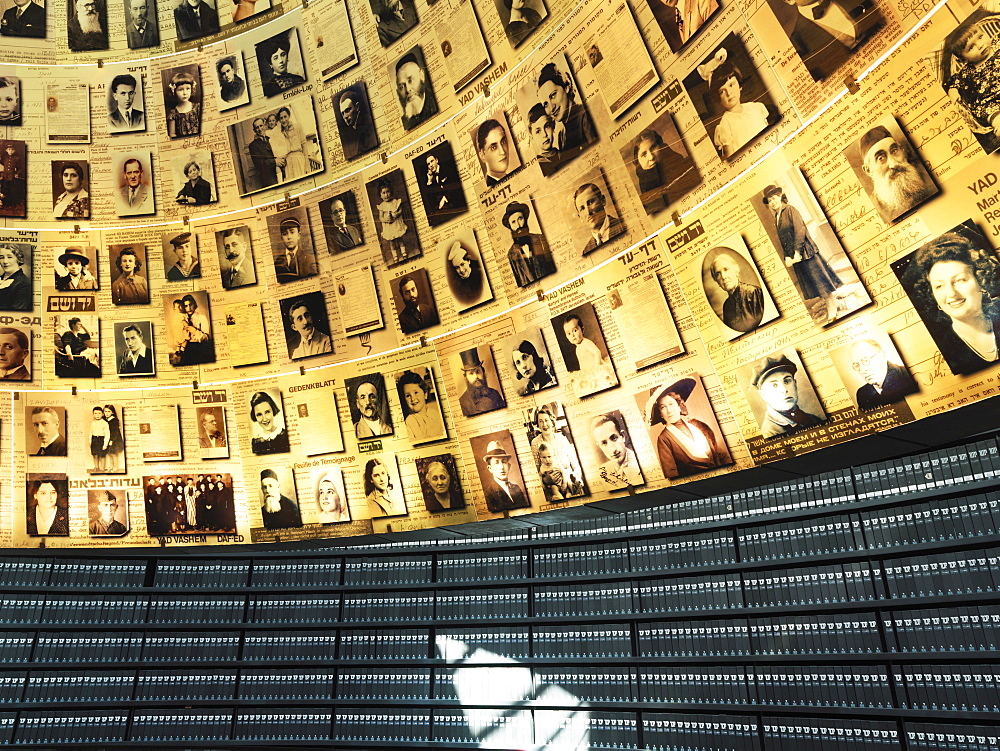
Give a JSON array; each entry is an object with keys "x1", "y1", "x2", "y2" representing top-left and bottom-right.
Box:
[
  {"x1": 440, "y1": 228, "x2": 492, "y2": 313},
  {"x1": 515, "y1": 53, "x2": 597, "y2": 176},
  {"x1": 365, "y1": 168, "x2": 422, "y2": 268},
  {"x1": 682, "y1": 34, "x2": 781, "y2": 161},
  {"x1": 502, "y1": 326, "x2": 557, "y2": 397},
  {"x1": 550, "y1": 302, "x2": 618, "y2": 398},
  {"x1": 526, "y1": 401, "x2": 587, "y2": 503},
  {"x1": 700, "y1": 237, "x2": 780, "y2": 340},
  {"x1": 586, "y1": 410, "x2": 644, "y2": 491},
  {"x1": 740, "y1": 350, "x2": 827, "y2": 439},
  {"x1": 830, "y1": 328, "x2": 918, "y2": 411},
  {"x1": 414, "y1": 453, "x2": 464, "y2": 512},
  {"x1": 395, "y1": 365, "x2": 447, "y2": 445},
  {"x1": 619, "y1": 110, "x2": 699, "y2": 215}
]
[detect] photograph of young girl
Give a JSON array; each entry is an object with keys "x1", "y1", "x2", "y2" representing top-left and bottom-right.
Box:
[
  {"x1": 365, "y1": 168, "x2": 422, "y2": 268},
  {"x1": 86, "y1": 403, "x2": 125, "y2": 474},
  {"x1": 936, "y1": 10, "x2": 1000, "y2": 153},
  {"x1": 619, "y1": 110, "x2": 699, "y2": 215},
  {"x1": 161, "y1": 64, "x2": 202, "y2": 139}
]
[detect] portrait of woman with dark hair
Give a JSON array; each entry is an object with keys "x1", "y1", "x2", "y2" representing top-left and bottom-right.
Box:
[
  {"x1": 893, "y1": 220, "x2": 1000, "y2": 376},
  {"x1": 52, "y1": 161, "x2": 90, "y2": 219},
  {"x1": 395, "y1": 367, "x2": 446, "y2": 445},
  {"x1": 497, "y1": 0, "x2": 546, "y2": 48},
  {"x1": 645, "y1": 377, "x2": 731, "y2": 478},
  {"x1": 0, "y1": 244, "x2": 31, "y2": 311},
  {"x1": 26, "y1": 477, "x2": 70, "y2": 537},
  {"x1": 626, "y1": 118, "x2": 699, "y2": 215},
  {"x1": 509, "y1": 337, "x2": 556, "y2": 396},
  {"x1": 364, "y1": 457, "x2": 406, "y2": 518},
  {"x1": 416, "y1": 454, "x2": 465, "y2": 512},
  {"x1": 248, "y1": 390, "x2": 290, "y2": 455}
]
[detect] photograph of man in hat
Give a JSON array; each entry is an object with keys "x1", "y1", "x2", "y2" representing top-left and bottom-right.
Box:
[
  {"x1": 473, "y1": 431, "x2": 529, "y2": 513},
  {"x1": 54, "y1": 247, "x2": 98, "y2": 290},
  {"x1": 846, "y1": 118, "x2": 937, "y2": 224},
  {"x1": 164, "y1": 231, "x2": 201, "y2": 281},
  {"x1": 746, "y1": 351, "x2": 826, "y2": 438},
  {"x1": 345, "y1": 373, "x2": 392, "y2": 440},
  {"x1": 501, "y1": 200, "x2": 555, "y2": 288},
  {"x1": 255, "y1": 28, "x2": 306, "y2": 98},
  {"x1": 456, "y1": 345, "x2": 505, "y2": 417},
  {"x1": 270, "y1": 212, "x2": 318, "y2": 282}
]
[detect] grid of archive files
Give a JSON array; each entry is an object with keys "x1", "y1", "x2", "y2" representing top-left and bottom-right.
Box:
[{"x1": 0, "y1": 439, "x2": 998, "y2": 747}]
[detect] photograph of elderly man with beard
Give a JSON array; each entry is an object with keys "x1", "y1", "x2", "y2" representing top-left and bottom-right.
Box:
[
  {"x1": 68, "y1": 0, "x2": 108, "y2": 50},
  {"x1": 392, "y1": 46, "x2": 438, "y2": 131},
  {"x1": 454, "y1": 346, "x2": 505, "y2": 417},
  {"x1": 846, "y1": 119, "x2": 938, "y2": 223}
]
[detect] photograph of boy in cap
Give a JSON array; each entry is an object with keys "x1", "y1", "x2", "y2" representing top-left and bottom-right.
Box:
[
  {"x1": 501, "y1": 199, "x2": 555, "y2": 288},
  {"x1": 268, "y1": 210, "x2": 318, "y2": 282},
  {"x1": 255, "y1": 28, "x2": 307, "y2": 98},
  {"x1": 163, "y1": 231, "x2": 201, "y2": 281},
  {"x1": 744, "y1": 350, "x2": 826, "y2": 438},
  {"x1": 844, "y1": 117, "x2": 937, "y2": 224},
  {"x1": 54, "y1": 247, "x2": 98, "y2": 290},
  {"x1": 470, "y1": 430, "x2": 530, "y2": 513},
  {"x1": 455, "y1": 345, "x2": 505, "y2": 417}
]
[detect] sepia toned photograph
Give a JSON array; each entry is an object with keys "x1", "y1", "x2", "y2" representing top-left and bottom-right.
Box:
[
  {"x1": 0, "y1": 324, "x2": 30, "y2": 381},
  {"x1": 700, "y1": 237, "x2": 780, "y2": 340},
  {"x1": 395, "y1": 365, "x2": 447, "y2": 445},
  {"x1": 161, "y1": 64, "x2": 202, "y2": 138},
  {"x1": 259, "y1": 465, "x2": 302, "y2": 530},
  {"x1": 162, "y1": 290, "x2": 215, "y2": 366},
  {"x1": 318, "y1": 190, "x2": 364, "y2": 252},
  {"x1": 392, "y1": 268, "x2": 439, "y2": 335},
  {"x1": 619, "y1": 110, "x2": 699, "y2": 215},
  {"x1": 493, "y1": 0, "x2": 546, "y2": 48},
  {"x1": 143, "y1": 473, "x2": 237, "y2": 536},
  {"x1": 333, "y1": 82, "x2": 379, "y2": 160},
  {"x1": 469, "y1": 109, "x2": 521, "y2": 188},
  {"x1": 345, "y1": 372, "x2": 393, "y2": 441},
  {"x1": 51, "y1": 160, "x2": 90, "y2": 219},
  {"x1": 173, "y1": 0, "x2": 219, "y2": 42},
  {"x1": 228, "y1": 96, "x2": 324, "y2": 195},
  {"x1": 108, "y1": 243, "x2": 149, "y2": 305},
  {"x1": 279, "y1": 291, "x2": 333, "y2": 360},
  {"x1": 370, "y1": 0, "x2": 417, "y2": 46},
  {"x1": 412, "y1": 140, "x2": 468, "y2": 227},
  {"x1": 26, "y1": 474, "x2": 69, "y2": 536},
  {"x1": 196, "y1": 405, "x2": 228, "y2": 459},
  {"x1": 645, "y1": 0, "x2": 718, "y2": 53},
  {"x1": 843, "y1": 116, "x2": 938, "y2": 223},
  {"x1": 215, "y1": 225, "x2": 256, "y2": 289},
  {"x1": 85, "y1": 403, "x2": 125, "y2": 474},
  {"x1": 0, "y1": 140, "x2": 27, "y2": 218},
  {"x1": 892, "y1": 219, "x2": 1000, "y2": 376},
  {"x1": 469, "y1": 430, "x2": 529, "y2": 513},
  {"x1": 172, "y1": 149, "x2": 217, "y2": 206},
  {"x1": 0, "y1": 75, "x2": 20, "y2": 126},
  {"x1": 255, "y1": 27, "x2": 307, "y2": 97},
  {"x1": 68, "y1": 0, "x2": 109, "y2": 51},
  {"x1": 362, "y1": 455, "x2": 406, "y2": 518},
  {"x1": 526, "y1": 401, "x2": 586, "y2": 503},
  {"x1": 497, "y1": 198, "x2": 555, "y2": 288},
  {"x1": 215, "y1": 53, "x2": 249, "y2": 110},
  {"x1": 113, "y1": 152, "x2": 155, "y2": 217},
  {"x1": 550, "y1": 302, "x2": 618, "y2": 398},
  {"x1": 124, "y1": 0, "x2": 159, "y2": 48},
  {"x1": 452, "y1": 344, "x2": 506, "y2": 417},
  {"x1": 1, "y1": 0, "x2": 46, "y2": 38},
  {"x1": 440, "y1": 228, "x2": 492, "y2": 313},
  {"x1": 415, "y1": 453, "x2": 464, "y2": 512},
  {"x1": 313, "y1": 467, "x2": 350, "y2": 523},
  {"x1": 106, "y1": 71, "x2": 144, "y2": 134},
  {"x1": 88, "y1": 488, "x2": 128, "y2": 536},
  {"x1": 564, "y1": 166, "x2": 625, "y2": 256},
  {"x1": 365, "y1": 168, "x2": 422, "y2": 268},
  {"x1": 247, "y1": 389, "x2": 290, "y2": 455},
  {"x1": 54, "y1": 246, "x2": 98, "y2": 290},
  {"x1": 25, "y1": 405, "x2": 67, "y2": 456},
  {"x1": 390, "y1": 45, "x2": 438, "y2": 131},
  {"x1": 267, "y1": 207, "x2": 318, "y2": 282},
  {"x1": 54, "y1": 314, "x2": 100, "y2": 378},
  {"x1": 161, "y1": 229, "x2": 200, "y2": 281},
  {"x1": 682, "y1": 33, "x2": 781, "y2": 161},
  {"x1": 740, "y1": 350, "x2": 827, "y2": 439},
  {"x1": 503, "y1": 326, "x2": 556, "y2": 397},
  {"x1": 587, "y1": 410, "x2": 644, "y2": 491},
  {"x1": 113, "y1": 320, "x2": 155, "y2": 377},
  {"x1": 830, "y1": 328, "x2": 918, "y2": 410}
]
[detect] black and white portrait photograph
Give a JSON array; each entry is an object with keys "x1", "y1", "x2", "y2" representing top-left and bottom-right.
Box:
[
  {"x1": 51, "y1": 160, "x2": 90, "y2": 219},
  {"x1": 503, "y1": 326, "x2": 556, "y2": 397},
  {"x1": 497, "y1": 198, "x2": 556, "y2": 288},
  {"x1": 469, "y1": 430, "x2": 529, "y2": 513},
  {"x1": 413, "y1": 140, "x2": 468, "y2": 227},
  {"x1": 124, "y1": 0, "x2": 158, "y2": 48},
  {"x1": 248, "y1": 389, "x2": 290, "y2": 455},
  {"x1": 173, "y1": 0, "x2": 219, "y2": 42},
  {"x1": 312, "y1": 466, "x2": 349, "y2": 523},
  {"x1": 344, "y1": 372, "x2": 393, "y2": 442},
  {"x1": 451, "y1": 345, "x2": 506, "y2": 417},
  {"x1": 563, "y1": 166, "x2": 625, "y2": 256},
  {"x1": 765, "y1": 0, "x2": 883, "y2": 81},
  {"x1": 0, "y1": 325, "x2": 30, "y2": 381},
  {"x1": 0, "y1": 75, "x2": 20, "y2": 126},
  {"x1": 843, "y1": 116, "x2": 938, "y2": 223},
  {"x1": 162, "y1": 290, "x2": 215, "y2": 366},
  {"x1": 319, "y1": 190, "x2": 364, "y2": 253},
  {"x1": 114, "y1": 152, "x2": 155, "y2": 217},
  {"x1": 54, "y1": 313, "x2": 100, "y2": 377},
  {"x1": 365, "y1": 168, "x2": 422, "y2": 268},
  {"x1": 515, "y1": 53, "x2": 596, "y2": 176},
  {"x1": 279, "y1": 291, "x2": 334, "y2": 360},
  {"x1": 215, "y1": 53, "x2": 249, "y2": 110},
  {"x1": 892, "y1": 219, "x2": 1000, "y2": 376},
  {"x1": 161, "y1": 229, "x2": 200, "y2": 281},
  {"x1": 84, "y1": 403, "x2": 125, "y2": 474},
  {"x1": 108, "y1": 243, "x2": 149, "y2": 305},
  {"x1": 395, "y1": 365, "x2": 447, "y2": 445},
  {"x1": 587, "y1": 410, "x2": 644, "y2": 491},
  {"x1": 143, "y1": 473, "x2": 237, "y2": 536},
  {"x1": 391, "y1": 45, "x2": 438, "y2": 131},
  {"x1": 26, "y1": 474, "x2": 69, "y2": 537},
  {"x1": 551, "y1": 302, "x2": 618, "y2": 398},
  {"x1": 619, "y1": 110, "x2": 699, "y2": 215},
  {"x1": 741, "y1": 350, "x2": 827, "y2": 439},
  {"x1": 114, "y1": 320, "x2": 155, "y2": 377},
  {"x1": 493, "y1": 0, "x2": 545, "y2": 48},
  {"x1": 0, "y1": 140, "x2": 27, "y2": 218},
  {"x1": 195, "y1": 405, "x2": 228, "y2": 459},
  {"x1": 25, "y1": 405, "x2": 66, "y2": 456},
  {"x1": 161, "y1": 64, "x2": 202, "y2": 138},
  {"x1": 215, "y1": 225, "x2": 256, "y2": 289},
  {"x1": 171, "y1": 149, "x2": 217, "y2": 206},
  {"x1": 645, "y1": 0, "x2": 718, "y2": 53},
  {"x1": 259, "y1": 465, "x2": 302, "y2": 530},
  {"x1": 0, "y1": 0, "x2": 46, "y2": 38},
  {"x1": 229, "y1": 0, "x2": 269, "y2": 23},
  {"x1": 106, "y1": 71, "x2": 144, "y2": 134},
  {"x1": 700, "y1": 237, "x2": 780, "y2": 340},
  {"x1": 469, "y1": 110, "x2": 520, "y2": 189},
  {"x1": 255, "y1": 27, "x2": 307, "y2": 98},
  {"x1": 830, "y1": 328, "x2": 918, "y2": 410},
  {"x1": 227, "y1": 97, "x2": 324, "y2": 195},
  {"x1": 440, "y1": 228, "x2": 492, "y2": 313},
  {"x1": 88, "y1": 489, "x2": 128, "y2": 536},
  {"x1": 752, "y1": 170, "x2": 871, "y2": 325},
  {"x1": 68, "y1": 0, "x2": 108, "y2": 51},
  {"x1": 370, "y1": 0, "x2": 417, "y2": 47},
  {"x1": 54, "y1": 246, "x2": 97, "y2": 291},
  {"x1": 392, "y1": 268, "x2": 439, "y2": 335},
  {"x1": 682, "y1": 34, "x2": 781, "y2": 161},
  {"x1": 525, "y1": 401, "x2": 586, "y2": 503},
  {"x1": 635, "y1": 375, "x2": 732, "y2": 479},
  {"x1": 267, "y1": 207, "x2": 319, "y2": 282},
  {"x1": 362, "y1": 455, "x2": 406, "y2": 518},
  {"x1": 0, "y1": 241, "x2": 31, "y2": 310},
  {"x1": 334, "y1": 82, "x2": 379, "y2": 160},
  {"x1": 415, "y1": 453, "x2": 464, "y2": 512}
]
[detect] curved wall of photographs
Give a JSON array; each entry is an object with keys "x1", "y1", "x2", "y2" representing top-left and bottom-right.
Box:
[{"x1": 0, "y1": 0, "x2": 997, "y2": 547}]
